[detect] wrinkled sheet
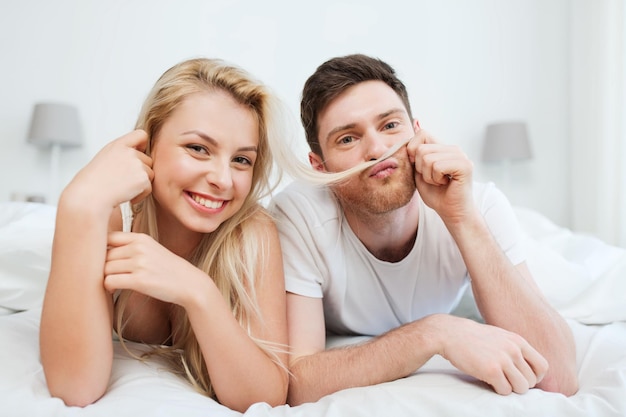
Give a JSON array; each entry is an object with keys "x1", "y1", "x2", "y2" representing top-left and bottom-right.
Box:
[
  {"x1": 0, "y1": 309, "x2": 625, "y2": 417},
  {"x1": 0, "y1": 203, "x2": 625, "y2": 416}
]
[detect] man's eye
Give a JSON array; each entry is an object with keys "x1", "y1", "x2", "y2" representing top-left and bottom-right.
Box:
[
  {"x1": 339, "y1": 136, "x2": 354, "y2": 144},
  {"x1": 383, "y1": 122, "x2": 398, "y2": 130}
]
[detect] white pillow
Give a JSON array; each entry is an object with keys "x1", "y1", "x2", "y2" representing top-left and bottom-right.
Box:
[{"x1": 0, "y1": 202, "x2": 56, "y2": 311}]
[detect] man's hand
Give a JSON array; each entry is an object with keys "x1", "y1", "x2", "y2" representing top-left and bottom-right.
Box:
[
  {"x1": 406, "y1": 130, "x2": 474, "y2": 225},
  {"x1": 427, "y1": 314, "x2": 549, "y2": 395}
]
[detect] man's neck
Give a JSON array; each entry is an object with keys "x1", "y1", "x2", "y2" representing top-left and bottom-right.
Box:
[{"x1": 342, "y1": 193, "x2": 420, "y2": 262}]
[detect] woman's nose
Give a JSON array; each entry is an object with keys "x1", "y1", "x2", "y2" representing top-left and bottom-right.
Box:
[{"x1": 205, "y1": 160, "x2": 232, "y2": 189}]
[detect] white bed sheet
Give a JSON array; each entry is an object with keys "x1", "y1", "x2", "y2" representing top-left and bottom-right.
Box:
[
  {"x1": 0, "y1": 202, "x2": 625, "y2": 417},
  {"x1": 1, "y1": 309, "x2": 625, "y2": 417}
]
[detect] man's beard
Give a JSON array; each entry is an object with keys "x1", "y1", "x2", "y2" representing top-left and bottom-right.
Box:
[{"x1": 330, "y1": 156, "x2": 416, "y2": 216}]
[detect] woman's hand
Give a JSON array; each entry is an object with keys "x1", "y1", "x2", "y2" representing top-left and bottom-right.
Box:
[
  {"x1": 63, "y1": 130, "x2": 154, "y2": 212},
  {"x1": 103, "y1": 231, "x2": 205, "y2": 307}
]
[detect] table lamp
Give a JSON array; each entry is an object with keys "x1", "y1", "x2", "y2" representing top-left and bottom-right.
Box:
[
  {"x1": 481, "y1": 121, "x2": 532, "y2": 189},
  {"x1": 27, "y1": 102, "x2": 83, "y2": 204}
]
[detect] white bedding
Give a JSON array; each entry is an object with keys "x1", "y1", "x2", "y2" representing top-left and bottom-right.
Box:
[{"x1": 0, "y1": 202, "x2": 625, "y2": 417}]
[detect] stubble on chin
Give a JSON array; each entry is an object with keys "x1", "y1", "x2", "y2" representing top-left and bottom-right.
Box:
[{"x1": 331, "y1": 159, "x2": 416, "y2": 216}]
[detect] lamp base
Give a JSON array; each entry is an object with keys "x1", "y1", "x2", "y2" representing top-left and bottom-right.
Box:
[{"x1": 49, "y1": 143, "x2": 61, "y2": 205}]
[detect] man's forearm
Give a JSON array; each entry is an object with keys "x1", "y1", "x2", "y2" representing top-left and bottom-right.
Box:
[
  {"x1": 449, "y1": 213, "x2": 578, "y2": 395},
  {"x1": 288, "y1": 319, "x2": 438, "y2": 405}
]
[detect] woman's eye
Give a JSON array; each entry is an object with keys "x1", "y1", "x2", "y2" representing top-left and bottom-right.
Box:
[
  {"x1": 233, "y1": 156, "x2": 252, "y2": 166},
  {"x1": 187, "y1": 144, "x2": 208, "y2": 154}
]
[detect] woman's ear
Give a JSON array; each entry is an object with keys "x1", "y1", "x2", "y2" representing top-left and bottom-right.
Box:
[{"x1": 308, "y1": 152, "x2": 326, "y2": 172}]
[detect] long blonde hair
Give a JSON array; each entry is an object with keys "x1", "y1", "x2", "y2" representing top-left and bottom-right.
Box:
[{"x1": 115, "y1": 58, "x2": 288, "y2": 398}]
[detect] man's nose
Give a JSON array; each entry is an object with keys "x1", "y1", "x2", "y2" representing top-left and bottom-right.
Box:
[{"x1": 364, "y1": 134, "x2": 394, "y2": 161}]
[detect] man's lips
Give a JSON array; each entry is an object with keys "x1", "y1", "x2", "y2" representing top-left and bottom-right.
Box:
[{"x1": 368, "y1": 159, "x2": 398, "y2": 178}]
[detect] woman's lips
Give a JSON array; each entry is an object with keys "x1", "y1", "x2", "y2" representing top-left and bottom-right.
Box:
[{"x1": 187, "y1": 191, "x2": 226, "y2": 209}]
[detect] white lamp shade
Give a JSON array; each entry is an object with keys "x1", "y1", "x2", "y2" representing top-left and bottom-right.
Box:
[
  {"x1": 482, "y1": 122, "x2": 532, "y2": 162},
  {"x1": 27, "y1": 102, "x2": 83, "y2": 148}
]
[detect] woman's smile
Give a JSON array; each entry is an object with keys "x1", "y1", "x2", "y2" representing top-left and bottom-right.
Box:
[{"x1": 187, "y1": 191, "x2": 227, "y2": 211}]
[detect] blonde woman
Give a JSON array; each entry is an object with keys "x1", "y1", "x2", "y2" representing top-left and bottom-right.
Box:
[{"x1": 40, "y1": 58, "x2": 289, "y2": 412}]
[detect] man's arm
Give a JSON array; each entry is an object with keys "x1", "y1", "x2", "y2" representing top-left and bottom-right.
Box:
[
  {"x1": 286, "y1": 293, "x2": 550, "y2": 405},
  {"x1": 448, "y1": 212, "x2": 579, "y2": 395},
  {"x1": 407, "y1": 131, "x2": 578, "y2": 396},
  {"x1": 286, "y1": 293, "x2": 433, "y2": 405}
]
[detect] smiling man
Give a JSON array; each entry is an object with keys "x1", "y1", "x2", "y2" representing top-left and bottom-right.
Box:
[{"x1": 269, "y1": 54, "x2": 578, "y2": 405}]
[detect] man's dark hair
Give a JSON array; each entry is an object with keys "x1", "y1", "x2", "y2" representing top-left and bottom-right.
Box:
[{"x1": 300, "y1": 54, "x2": 413, "y2": 156}]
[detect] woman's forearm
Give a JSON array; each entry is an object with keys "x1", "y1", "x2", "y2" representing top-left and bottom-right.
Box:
[
  {"x1": 183, "y1": 276, "x2": 289, "y2": 411},
  {"x1": 40, "y1": 196, "x2": 115, "y2": 406}
]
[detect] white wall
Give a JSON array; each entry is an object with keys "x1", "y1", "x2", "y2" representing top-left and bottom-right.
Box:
[
  {"x1": 569, "y1": 0, "x2": 626, "y2": 247},
  {"x1": 1, "y1": 0, "x2": 572, "y2": 226}
]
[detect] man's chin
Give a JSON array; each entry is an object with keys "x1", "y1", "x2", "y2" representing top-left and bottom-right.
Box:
[{"x1": 334, "y1": 183, "x2": 416, "y2": 215}]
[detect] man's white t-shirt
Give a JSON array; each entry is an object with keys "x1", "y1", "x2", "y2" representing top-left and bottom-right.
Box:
[{"x1": 269, "y1": 180, "x2": 526, "y2": 336}]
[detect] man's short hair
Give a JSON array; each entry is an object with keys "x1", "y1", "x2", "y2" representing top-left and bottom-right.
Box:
[{"x1": 300, "y1": 54, "x2": 413, "y2": 157}]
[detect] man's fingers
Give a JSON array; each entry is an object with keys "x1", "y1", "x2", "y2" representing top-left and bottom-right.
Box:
[
  {"x1": 521, "y1": 343, "x2": 549, "y2": 384},
  {"x1": 504, "y1": 362, "x2": 533, "y2": 394},
  {"x1": 502, "y1": 340, "x2": 547, "y2": 394},
  {"x1": 410, "y1": 128, "x2": 437, "y2": 145},
  {"x1": 414, "y1": 152, "x2": 457, "y2": 185},
  {"x1": 407, "y1": 129, "x2": 435, "y2": 163}
]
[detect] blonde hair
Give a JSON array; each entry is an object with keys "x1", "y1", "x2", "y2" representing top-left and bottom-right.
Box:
[
  {"x1": 274, "y1": 134, "x2": 412, "y2": 186},
  {"x1": 115, "y1": 57, "x2": 288, "y2": 398}
]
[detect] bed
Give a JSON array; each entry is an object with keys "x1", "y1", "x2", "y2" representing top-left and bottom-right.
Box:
[{"x1": 1, "y1": 201, "x2": 625, "y2": 417}]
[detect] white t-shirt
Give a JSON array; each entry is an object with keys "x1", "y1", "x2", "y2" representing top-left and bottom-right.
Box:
[{"x1": 269, "y1": 181, "x2": 525, "y2": 336}]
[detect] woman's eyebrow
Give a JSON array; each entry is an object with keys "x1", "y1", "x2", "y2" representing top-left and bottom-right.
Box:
[
  {"x1": 183, "y1": 130, "x2": 257, "y2": 153},
  {"x1": 239, "y1": 146, "x2": 258, "y2": 153},
  {"x1": 182, "y1": 129, "x2": 218, "y2": 146}
]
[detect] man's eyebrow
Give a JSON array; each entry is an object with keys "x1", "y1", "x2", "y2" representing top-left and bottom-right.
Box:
[
  {"x1": 379, "y1": 108, "x2": 406, "y2": 119},
  {"x1": 182, "y1": 130, "x2": 257, "y2": 153},
  {"x1": 325, "y1": 123, "x2": 356, "y2": 143},
  {"x1": 324, "y1": 108, "x2": 407, "y2": 143}
]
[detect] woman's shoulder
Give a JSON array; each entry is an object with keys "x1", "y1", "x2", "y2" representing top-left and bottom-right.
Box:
[
  {"x1": 242, "y1": 205, "x2": 280, "y2": 240},
  {"x1": 246, "y1": 205, "x2": 277, "y2": 228}
]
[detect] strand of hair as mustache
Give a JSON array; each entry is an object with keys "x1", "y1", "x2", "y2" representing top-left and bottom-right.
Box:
[{"x1": 278, "y1": 136, "x2": 413, "y2": 186}]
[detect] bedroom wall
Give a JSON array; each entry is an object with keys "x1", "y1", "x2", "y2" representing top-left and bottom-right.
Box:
[
  {"x1": 0, "y1": 0, "x2": 572, "y2": 227},
  {"x1": 569, "y1": 0, "x2": 626, "y2": 247}
]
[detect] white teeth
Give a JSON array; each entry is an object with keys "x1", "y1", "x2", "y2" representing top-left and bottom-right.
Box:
[{"x1": 192, "y1": 194, "x2": 224, "y2": 209}]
